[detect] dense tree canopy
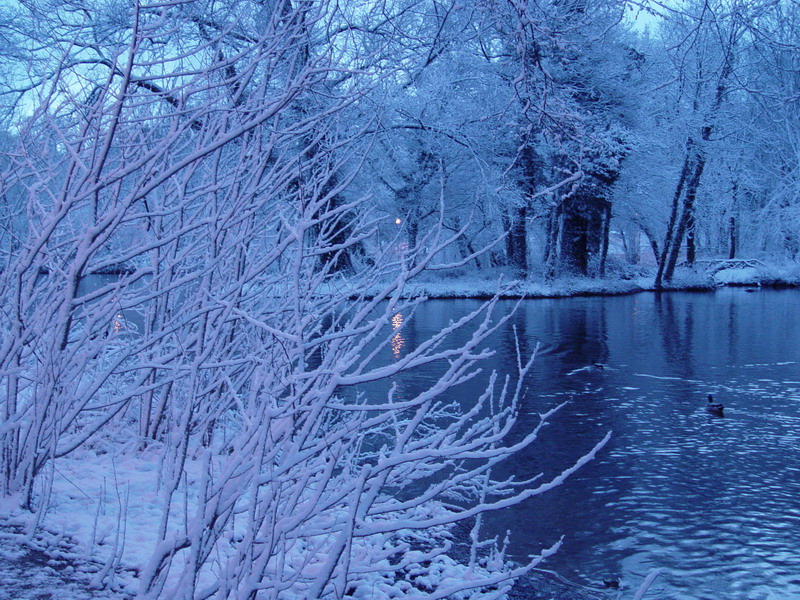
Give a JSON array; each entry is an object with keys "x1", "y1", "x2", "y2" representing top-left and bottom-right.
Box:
[{"x1": 1, "y1": 0, "x2": 796, "y2": 281}]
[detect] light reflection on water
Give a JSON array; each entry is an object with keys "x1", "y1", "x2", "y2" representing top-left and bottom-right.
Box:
[
  {"x1": 390, "y1": 312, "x2": 405, "y2": 359},
  {"x1": 382, "y1": 289, "x2": 800, "y2": 599}
]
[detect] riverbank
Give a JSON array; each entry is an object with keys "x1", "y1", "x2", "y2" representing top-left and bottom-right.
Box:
[
  {"x1": 446, "y1": 520, "x2": 608, "y2": 600},
  {"x1": 0, "y1": 442, "x2": 631, "y2": 600},
  {"x1": 0, "y1": 514, "x2": 608, "y2": 600},
  {"x1": 371, "y1": 261, "x2": 800, "y2": 299},
  {"x1": 0, "y1": 449, "x2": 553, "y2": 600}
]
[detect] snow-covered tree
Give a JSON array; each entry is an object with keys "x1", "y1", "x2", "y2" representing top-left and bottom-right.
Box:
[
  {"x1": 612, "y1": 0, "x2": 800, "y2": 283},
  {"x1": 476, "y1": 0, "x2": 634, "y2": 278},
  {"x1": 0, "y1": 1, "x2": 609, "y2": 598}
]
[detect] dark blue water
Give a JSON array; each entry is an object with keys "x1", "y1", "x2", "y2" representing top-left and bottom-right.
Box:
[{"x1": 380, "y1": 289, "x2": 800, "y2": 600}]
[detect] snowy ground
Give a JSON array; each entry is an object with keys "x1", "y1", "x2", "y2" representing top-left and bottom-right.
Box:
[
  {"x1": 0, "y1": 447, "x2": 608, "y2": 600},
  {"x1": 0, "y1": 520, "x2": 132, "y2": 600},
  {"x1": 0, "y1": 445, "x2": 181, "y2": 599},
  {"x1": 0, "y1": 518, "x2": 603, "y2": 600}
]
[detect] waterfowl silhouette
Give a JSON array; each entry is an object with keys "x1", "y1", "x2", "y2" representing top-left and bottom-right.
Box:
[
  {"x1": 603, "y1": 579, "x2": 620, "y2": 589},
  {"x1": 706, "y1": 394, "x2": 724, "y2": 416},
  {"x1": 566, "y1": 363, "x2": 606, "y2": 376}
]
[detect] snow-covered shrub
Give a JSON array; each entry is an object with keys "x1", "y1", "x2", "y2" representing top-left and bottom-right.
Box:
[{"x1": 0, "y1": 2, "x2": 608, "y2": 598}]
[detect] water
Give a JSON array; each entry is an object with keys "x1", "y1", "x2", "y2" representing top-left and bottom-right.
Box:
[{"x1": 379, "y1": 289, "x2": 800, "y2": 600}]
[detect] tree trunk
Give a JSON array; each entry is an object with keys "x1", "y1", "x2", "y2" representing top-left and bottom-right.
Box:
[
  {"x1": 728, "y1": 179, "x2": 738, "y2": 259},
  {"x1": 686, "y1": 208, "x2": 696, "y2": 266},
  {"x1": 560, "y1": 198, "x2": 589, "y2": 276},
  {"x1": 502, "y1": 213, "x2": 513, "y2": 265},
  {"x1": 407, "y1": 215, "x2": 419, "y2": 267},
  {"x1": 648, "y1": 235, "x2": 660, "y2": 265},
  {"x1": 655, "y1": 149, "x2": 692, "y2": 288},
  {"x1": 622, "y1": 227, "x2": 641, "y2": 265},
  {"x1": 506, "y1": 205, "x2": 528, "y2": 277},
  {"x1": 599, "y1": 202, "x2": 611, "y2": 277},
  {"x1": 663, "y1": 153, "x2": 707, "y2": 282},
  {"x1": 544, "y1": 205, "x2": 561, "y2": 280}
]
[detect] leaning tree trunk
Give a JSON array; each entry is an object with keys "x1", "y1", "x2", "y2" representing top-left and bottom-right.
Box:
[
  {"x1": 654, "y1": 149, "x2": 692, "y2": 288},
  {"x1": 662, "y1": 152, "x2": 707, "y2": 282},
  {"x1": 685, "y1": 208, "x2": 696, "y2": 267}
]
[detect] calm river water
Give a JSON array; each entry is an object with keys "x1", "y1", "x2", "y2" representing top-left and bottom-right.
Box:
[{"x1": 381, "y1": 288, "x2": 800, "y2": 600}]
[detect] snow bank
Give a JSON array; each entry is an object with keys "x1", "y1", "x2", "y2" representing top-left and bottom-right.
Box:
[
  {"x1": 0, "y1": 444, "x2": 533, "y2": 599},
  {"x1": 344, "y1": 262, "x2": 800, "y2": 300},
  {"x1": 713, "y1": 267, "x2": 760, "y2": 284}
]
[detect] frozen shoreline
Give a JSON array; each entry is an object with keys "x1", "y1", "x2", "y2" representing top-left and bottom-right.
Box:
[
  {"x1": 0, "y1": 506, "x2": 605, "y2": 600},
  {"x1": 354, "y1": 264, "x2": 800, "y2": 300}
]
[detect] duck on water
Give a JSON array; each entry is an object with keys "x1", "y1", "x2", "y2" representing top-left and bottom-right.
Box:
[{"x1": 706, "y1": 394, "x2": 724, "y2": 416}]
